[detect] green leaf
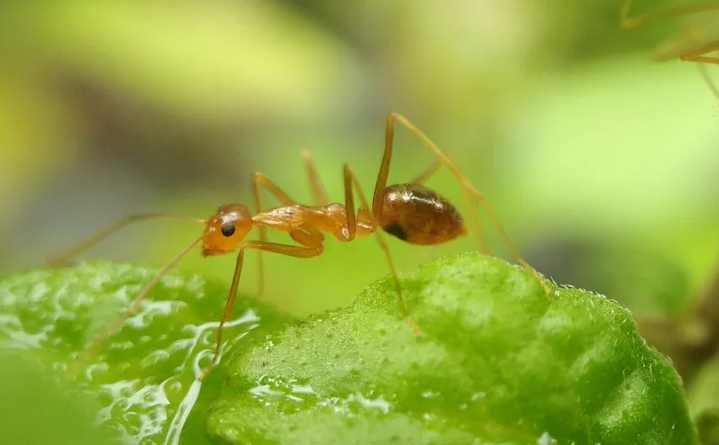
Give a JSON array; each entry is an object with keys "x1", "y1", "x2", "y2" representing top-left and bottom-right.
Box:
[
  {"x1": 0, "y1": 255, "x2": 699, "y2": 445},
  {"x1": 0, "y1": 350, "x2": 117, "y2": 445},
  {"x1": 208, "y1": 253, "x2": 698, "y2": 445},
  {"x1": 0, "y1": 262, "x2": 294, "y2": 445}
]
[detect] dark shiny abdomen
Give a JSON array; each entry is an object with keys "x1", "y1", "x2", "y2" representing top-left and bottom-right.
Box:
[{"x1": 379, "y1": 183, "x2": 466, "y2": 245}]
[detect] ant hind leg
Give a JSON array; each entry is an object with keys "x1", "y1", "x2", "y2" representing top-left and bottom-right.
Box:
[
  {"x1": 342, "y1": 163, "x2": 422, "y2": 337},
  {"x1": 409, "y1": 160, "x2": 441, "y2": 185},
  {"x1": 380, "y1": 112, "x2": 551, "y2": 297}
]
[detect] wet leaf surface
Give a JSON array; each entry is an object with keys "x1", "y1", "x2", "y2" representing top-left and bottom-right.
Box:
[{"x1": 0, "y1": 254, "x2": 699, "y2": 444}]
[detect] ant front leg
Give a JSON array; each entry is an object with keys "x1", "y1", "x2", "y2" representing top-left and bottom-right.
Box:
[
  {"x1": 74, "y1": 234, "x2": 205, "y2": 378},
  {"x1": 341, "y1": 164, "x2": 422, "y2": 338},
  {"x1": 377, "y1": 112, "x2": 551, "y2": 297},
  {"x1": 199, "y1": 237, "x2": 323, "y2": 380}
]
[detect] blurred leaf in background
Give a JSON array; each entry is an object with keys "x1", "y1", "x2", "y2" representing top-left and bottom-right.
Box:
[
  {"x1": 0, "y1": 0, "x2": 363, "y2": 270},
  {"x1": 2, "y1": 0, "x2": 716, "y2": 310}
]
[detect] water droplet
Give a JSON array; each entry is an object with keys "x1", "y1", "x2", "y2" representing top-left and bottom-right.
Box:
[
  {"x1": 291, "y1": 385, "x2": 315, "y2": 395},
  {"x1": 470, "y1": 392, "x2": 485, "y2": 402},
  {"x1": 537, "y1": 432, "x2": 557, "y2": 445},
  {"x1": 349, "y1": 392, "x2": 392, "y2": 414}
]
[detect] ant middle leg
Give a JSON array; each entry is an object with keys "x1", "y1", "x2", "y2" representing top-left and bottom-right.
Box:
[
  {"x1": 301, "y1": 148, "x2": 330, "y2": 206},
  {"x1": 250, "y1": 153, "x2": 333, "y2": 295},
  {"x1": 251, "y1": 172, "x2": 302, "y2": 296},
  {"x1": 375, "y1": 112, "x2": 551, "y2": 296}
]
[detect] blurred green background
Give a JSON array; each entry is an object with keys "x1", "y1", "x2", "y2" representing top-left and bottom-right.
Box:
[
  {"x1": 1, "y1": 0, "x2": 718, "y2": 334},
  {"x1": 2, "y1": 0, "x2": 719, "y2": 443}
]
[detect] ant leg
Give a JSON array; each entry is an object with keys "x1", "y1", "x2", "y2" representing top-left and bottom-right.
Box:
[
  {"x1": 199, "y1": 238, "x2": 323, "y2": 380},
  {"x1": 47, "y1": 214, "x2": 205, "y2": 267},
  {"x1": 410, "y1": 160, "x2": 441, "y2": 185},
  {"x1": 254, "y1": 149, "x2": 329, "y2": 211},
  {"x1": 301, "y1": 148, "x2": 330, "y2": 206},
  {"x1": 371, "y1": 115, "x2": 487, "y2": 256},
  {"x1": 621, "y1": 1, "x2": 719, "y2": 102},
  {"x1": 378, "y1": 112, "x2": 551, "y2": 297},
  {"x1": 620, "y1": 0, "x2": 719, "y2": 29},
  {"x1": 668, "y1": 41, "x2": 719, "y2": 100},
  {"x1": 250, "y1": 150, "x2": 332, "y2": 295},
  {"x1": 675, "y1": 36, "x2": 719, "y2": 63},
  {"x1": 251, "y1": 172, "x2": 301, "y2": 296},
  {"x1": 683, "y1": 54, "x2": 719, "y2": 65},
  {"x1": 410, "y1": 152, "x2": 461, "y2": 185},
  {"x1": 74, "y1": 235, "x2": 204, "y2": 377},
  {"x1": 696, "y1": 63, "x2": 719, "y2": 100},
  {"x1": 343, "y1": 164, "x2": 421, "y2": 337},
  {"x1": 373, "y1": 113, "x2": 488, "y2": 251}
]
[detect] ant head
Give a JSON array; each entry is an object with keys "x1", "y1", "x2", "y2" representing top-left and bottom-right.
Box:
[{"x1": 202, "y1": 204, "x2": 253, "y2": 257}]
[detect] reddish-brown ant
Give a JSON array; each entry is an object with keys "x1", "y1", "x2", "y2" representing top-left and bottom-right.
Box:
[
  {"x1": 50, "y1": 112, "x2": 550, "y2": 380},
  {"x1": 621, "y1": 0, "x2": 719, "y2": 97}
]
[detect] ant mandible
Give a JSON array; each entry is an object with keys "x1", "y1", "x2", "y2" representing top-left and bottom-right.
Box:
[{"x1": 49, "y1": 112, "x2": 550, "y2": 380}]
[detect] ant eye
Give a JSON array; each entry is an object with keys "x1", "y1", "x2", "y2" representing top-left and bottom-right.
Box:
[{"x1": 221, "y1": 222, "x2": 236, "y2": 237}]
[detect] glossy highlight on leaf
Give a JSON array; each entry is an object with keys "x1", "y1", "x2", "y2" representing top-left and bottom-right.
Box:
[{"x1": 0, "y1": 262, "x2": 293, "y2": 445}]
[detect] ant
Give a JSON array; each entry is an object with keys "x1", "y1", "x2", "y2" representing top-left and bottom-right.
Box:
[
  {"x1": 621, "y1": 0, "x2": 719, "y2": 98},
  {"x1": 49, "y1": 112, "x2": 550, "y2": 380}
]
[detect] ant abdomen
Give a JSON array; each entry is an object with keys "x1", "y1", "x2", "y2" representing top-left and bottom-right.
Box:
[{"x1": 379, "y1": 183, "x2": 467, "y2": 245}]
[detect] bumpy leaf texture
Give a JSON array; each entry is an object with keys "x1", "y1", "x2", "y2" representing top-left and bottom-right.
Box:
[
  {"x1": 0, "y1": 262, "x2": 292, "y2": 445},
  {"x1": 0, "y1": 254, "x2": 699, "y2": 445}
]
